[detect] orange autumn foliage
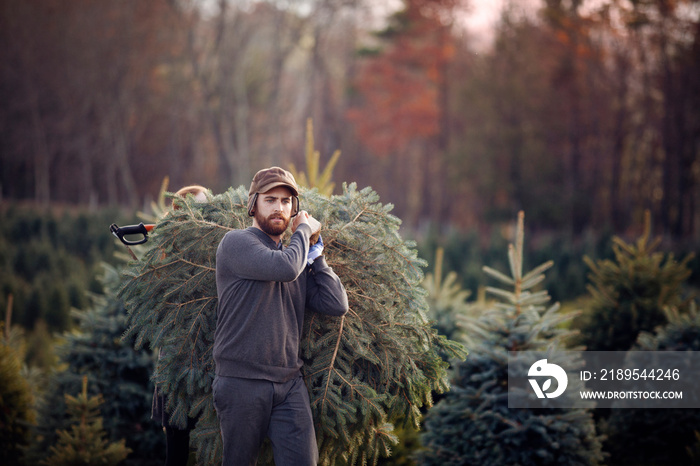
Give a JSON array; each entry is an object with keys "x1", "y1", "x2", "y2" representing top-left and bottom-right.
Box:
[{"x1": 347, "y1": 0, "x2": 458, "y2": 157}]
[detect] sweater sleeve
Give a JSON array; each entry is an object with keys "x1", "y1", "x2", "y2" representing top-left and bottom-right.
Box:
[
  {"x1": 305, "y1": 256, "x2": 349, "y2": 316},
  {"x1": 219, "y1": 225, "x2": 311, "y2": 282}
]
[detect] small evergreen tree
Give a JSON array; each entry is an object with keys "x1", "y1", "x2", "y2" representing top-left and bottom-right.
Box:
[
  {"x1": 416, "y1": 212, "x2": 605, "y2": 466},
  {"x1": 0, "y1": 328, "x2": 36, "y2": 465},
  {"x1": 288, "y1": 118, "x2": 342, "y2": 196},
  {"x1": 574, "y1": 212, "x2": 694, "y2": 351},
  {"x1": 43, "y1": 375, "x2": 131, "y2": 466},
  {"x1": 602, "y1": 302, "x2": 700, "y2": 466},
  {"x1": 422, "y1": 247, "x2": 475, "y2": 342},
  {"x1": 119, "y1": 183, "x2": 467, "y2": 465},
  {"x1": 29, "y1": 264, "x2": 164, "y2": 466}
]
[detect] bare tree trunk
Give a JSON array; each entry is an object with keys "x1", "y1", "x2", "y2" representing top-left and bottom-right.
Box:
[
  {"x1": 232, "y1": 62, "x2": 250, "y2": 186},
  {"x1": 186, "y1": 1, "x2": 232, "y2": 188},
  {"x1": 429, "y1": 25, "x2": 451, "y2": 229},
  {"x1": 99, "y1": 113, "x2": 119, "y2": 206},
  {"x1": 406, "y1": 144, "x2": 424, "y2": 229},
  {"x1": 29, "y1": 96, "x2": 51, "y2": 207},
  {"x1": 265, "y1": 8, "x2": 300, "y2": 166},
  {"x1": 610, "y1": 45, "x2": 629, "y2": 233},
  {"x1": 659, "y1": 26, "x2": 678, "y2": 236},
  {"x1": 565, "y1": 27, "x2": 583, "y2": 236},
  {"x1": 77, "y1": 132, "x2": 94, "y2": 205},
  {"x1": 308, "y1": 22, "x2": 323, "y2": 149},
  {"x1": 113, "y1": 110, "x2": 138, "y2": 209}
]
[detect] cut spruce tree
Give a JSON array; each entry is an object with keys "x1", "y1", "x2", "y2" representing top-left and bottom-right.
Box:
[
  {"x1": 416, "y1": 212, "x2": 605, "y2": 466},
  {"x1": 119, "y1": 183, "x2": 467, "y2": 465}
]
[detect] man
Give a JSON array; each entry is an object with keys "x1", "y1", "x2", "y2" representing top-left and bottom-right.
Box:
[{"x1": 213, "y1": 167, "x2": 348, "y2": 466}]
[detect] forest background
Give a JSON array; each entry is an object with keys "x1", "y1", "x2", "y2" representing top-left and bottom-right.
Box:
[
  {"x1": 3, "y1": 0, "x2": 699, "y2": 331},
  {"x1": 1, "y1": 0, "x2": 699, "y2": 463}
]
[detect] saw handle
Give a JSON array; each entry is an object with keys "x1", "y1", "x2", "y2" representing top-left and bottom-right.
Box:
[{"x1": 109, "y1": 222, "x2": 155, "y2": 246}]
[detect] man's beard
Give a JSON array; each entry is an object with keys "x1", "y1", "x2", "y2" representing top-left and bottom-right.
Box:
[{"x1": 256, "y1": 211, "x2": 290, "y2": 236}]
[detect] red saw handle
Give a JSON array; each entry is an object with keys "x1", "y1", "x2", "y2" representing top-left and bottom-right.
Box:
[{"x1": 109, "y1": 222, "x2": 155, "y2": 246}]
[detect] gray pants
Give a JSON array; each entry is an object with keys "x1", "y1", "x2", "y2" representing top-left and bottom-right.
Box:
[{"x1": 212, "y1": 375, "x2": 318, "y2": 466}]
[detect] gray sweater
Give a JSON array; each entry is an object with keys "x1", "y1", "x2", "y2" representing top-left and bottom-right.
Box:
[{"x1": 214, "y1": 223, "x2": 348, "y2": 383}]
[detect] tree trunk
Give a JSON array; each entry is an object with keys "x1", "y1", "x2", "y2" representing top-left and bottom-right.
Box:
[
  {"x1": 29, "y1": 98, "x2": 51, "y2": 208},
  {"x1": 610, "y1": 47, "x2": 629, "y2": 233}
]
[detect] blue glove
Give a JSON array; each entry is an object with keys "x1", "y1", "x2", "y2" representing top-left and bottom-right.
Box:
[{"x1": 307, "y1": 235, "x2": 324, "y2": 265}]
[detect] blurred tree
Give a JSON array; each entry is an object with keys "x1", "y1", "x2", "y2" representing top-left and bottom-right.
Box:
[
  {"x1": 449, "y1": 10, "x2": 561, "y2": 227},
  {"x1": 29, "y1": 264, "x2": 163, "y2": 466},
  {"x1": 582, "y1": 0, "x2": 700, "y2": 237},
  {"x1": 443, "y1": 0, "x2": 700, "y2": 239},
  {"x1": 601, "y1": 302, "x2": 700, "y2": 466},
  {"x1": 422, "y1": 247, "x2": 475, "y2": 341},
  {"x1": 540, "y1": 0, "x2": 611, "y2": 235},
  {"x1": 43, "y1": 375, "x2": 131, "y2": 466},
  {"x1": 288, "y1": 118, "x2": 341, "y2": 196},
  {"x1": 0, "y1": 0, "x2": 191, "y2": 207},
  {"x1": 416, "y1": 212, "x2": 605, "y2": 465},
  {"x1": 0, "y1": 328, "x2": 36, "y2": 465},
  {"x1": 630, "y1": 0, "x2": 699, "y2": 238},
  {"x1": 448, "y1": 1, "x2": 617, "y2": 233},
  {"x1": 303, "y1": 0, "x2": 364, "y2": 165},
  {"x1": 0, "y1": 205, "x2": 126, "y2": 336},
  {"x1": 1, "y1": 0, "x2": 698, "y2": 242},
  {"x1": 348, "y1": 0, "x2": 462, "y2": 227},
  {"x1": 573, "y1": 212, "x2": 694, "y2": 351}
]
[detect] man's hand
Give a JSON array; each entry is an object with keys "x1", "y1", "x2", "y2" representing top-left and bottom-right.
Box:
[
  {"x1": 307, "y1": 235, "x2": 324, "y2": 264},
  {"x1": 291, "y1": 210, "x2": 309, "y2": 232},
  {"x1": 292, "y1": 211, "x2": 321, "y2": 239}
]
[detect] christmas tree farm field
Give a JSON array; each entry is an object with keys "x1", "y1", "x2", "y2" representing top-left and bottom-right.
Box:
[{"x1": 118, "y1": 183, "x2": 467, "y2": 465}]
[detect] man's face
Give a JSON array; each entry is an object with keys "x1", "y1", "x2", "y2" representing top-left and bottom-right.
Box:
[{"x1": 253, "y1": 186, "x2": 294, "y2": 237}]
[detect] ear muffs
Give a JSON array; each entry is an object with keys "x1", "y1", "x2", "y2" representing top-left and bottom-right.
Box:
[
  {"x1": 291, "y1": 196, "x2": 300, "y2": 217},
  {"x1": 247, "y1": 193, "x2": 258, "y2": 217},
  {"x1": 247, "y1": 193, "x2": 301, "y2": 217}
]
